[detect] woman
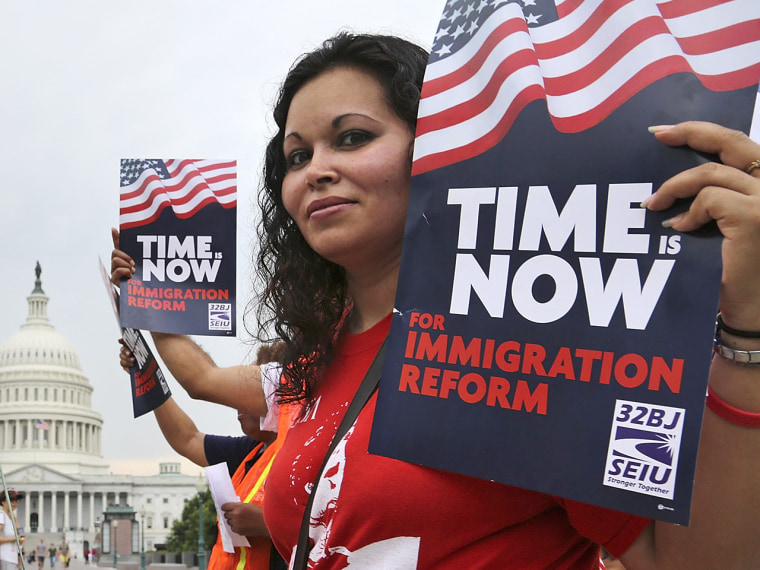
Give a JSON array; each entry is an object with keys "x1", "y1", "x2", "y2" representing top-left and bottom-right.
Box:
[
  {"x1": 253, "y1": 33, "x2": 760, "y2": 569},
  {"x1": 111, "y1": 32, "x2": 760, "y2": 568}
]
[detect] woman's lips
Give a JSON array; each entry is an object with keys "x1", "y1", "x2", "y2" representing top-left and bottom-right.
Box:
[{"x1": 307, "y1": 196, "x2": 357, "y2": 219}]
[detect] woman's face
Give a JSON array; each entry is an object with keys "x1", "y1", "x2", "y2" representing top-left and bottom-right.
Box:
[{"x1": 281, "y1": 66, "x2": 414, "y2": 274}]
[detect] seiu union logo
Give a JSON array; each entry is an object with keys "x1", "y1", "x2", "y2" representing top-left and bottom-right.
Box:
[
  {"x1": 208, "y1": 303, "x2": 232, "y2": 330},
  {"x1": 604, "y1": 400, "x2": 685, "y2": 501}
]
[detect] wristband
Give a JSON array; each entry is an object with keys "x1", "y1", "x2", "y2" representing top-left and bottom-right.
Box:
[
  {"x1": 706, "y1": 387, "x2": 760, "y2": 428},
  {"x1": 716, "y1": 313, "x2": 760, "y2": 339}
]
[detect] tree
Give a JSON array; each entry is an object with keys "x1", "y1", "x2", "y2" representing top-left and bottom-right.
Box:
[{"x1": 165, "y1": 489, "x2": 217, "y2": 552}]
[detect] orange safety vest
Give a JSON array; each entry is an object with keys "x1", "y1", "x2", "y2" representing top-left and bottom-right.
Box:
[{"x1": 207, "y1": 407, "x2": 292, "y2": 570}]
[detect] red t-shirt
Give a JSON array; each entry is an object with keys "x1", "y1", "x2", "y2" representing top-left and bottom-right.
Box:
[{"x1": 264, "y1": 315, "x2": 651, "y2": 569}]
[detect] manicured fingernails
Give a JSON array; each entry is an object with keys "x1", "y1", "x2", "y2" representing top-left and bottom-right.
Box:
[
  {"x1": 662, "y1": 214, "x2": 683, "y2": 228},
  {"x1": 648, "y1": 125, "x2": 674, "y2": 134}
]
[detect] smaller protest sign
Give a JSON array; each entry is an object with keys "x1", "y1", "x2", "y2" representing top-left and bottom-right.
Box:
[
  {"x1": 118, "y1": 158, "x2": 237, "y2": 336},
  {"x1": 120, "y1": 326, "x2": 172, "y2": 418},
  {"x1": 100, "y1": 258, "x2": 172, "y2": 418}
]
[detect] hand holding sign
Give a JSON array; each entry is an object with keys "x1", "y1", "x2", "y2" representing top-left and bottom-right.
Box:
[
  {"x1": 111, "y1": 227, "x2": 136, "y2": 286},
  {"x1": 646, "y1": 122, "x2": 760, "y2": 330}
]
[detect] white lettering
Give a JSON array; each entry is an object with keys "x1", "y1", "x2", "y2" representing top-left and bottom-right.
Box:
[
  {"x1": 450, "y1": 254, "x2": 510, "y2": 317},
  {"x1": 580, "y1": 258, "x2": 675, "y2": 330},
  {"x1": 519, "y1": 185, "x2": 596, "y2": 252},
  {"x1": 447, "y1": 187, "x2": 496, "y2": 249},
  {"x1": 603, "y1": 183, "x2": 651, "y2": 254}
]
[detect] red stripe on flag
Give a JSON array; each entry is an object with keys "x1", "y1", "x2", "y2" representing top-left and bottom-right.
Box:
[
  {"x1": 676, "y1": 20, "x2": 760, "y2": 55},
  {"x1": 417, "y1": 50, "x2": 541, "y2": 136},
  {"x1": 656, "y1": 0, "x2": 736, "y2": 20},
  {"x1": 413, "y1": 85, "x2": 545, "y2": 175}
]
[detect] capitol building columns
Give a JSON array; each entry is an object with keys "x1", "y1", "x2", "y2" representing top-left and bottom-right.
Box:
[
  {"x1": 19, "y1": 489, "x2": 113, "y2": 533},
  {"x1": 0, "y1": 419, "x2": 103, "y2": 454}
]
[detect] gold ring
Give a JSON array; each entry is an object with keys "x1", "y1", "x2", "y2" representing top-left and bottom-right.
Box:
[{"x1": 745, "y1": 160, "x2": 760, "y2": 174}]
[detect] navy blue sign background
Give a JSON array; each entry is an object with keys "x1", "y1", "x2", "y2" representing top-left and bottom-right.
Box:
[
  {"x1": 120, "y1": 204, "x2": 237, "y2": 336},
  {"x1": 369, "y1": 75, "x2": 757, "y2": 524}
]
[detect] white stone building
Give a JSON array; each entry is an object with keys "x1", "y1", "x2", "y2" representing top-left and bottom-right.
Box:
[{"x1": 0, "y1": 265, "x2": 200, "y2": 557}]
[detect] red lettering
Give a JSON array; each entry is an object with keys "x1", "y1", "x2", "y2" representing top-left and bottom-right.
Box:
[
  {"x1": 439, "y1": 369, "x2": 459, "y2": 399},
  {"x1": 615, "y1": 354, "x2": 648, "y2": 389},
  {"x1": 399, "y1": 364, "x2": 421, "y2": 394},
  {"x1": 547, "y1": 347, "x2": 575, "y2": 379},
  {"x1": 649, "y1": 357, "x2": 683, "y2": 393},
  {"x1": 495, "y1": 341, "x2": 521, "y2": 373},
  {"x1": 404, "y1": 331, "x2": 417, "y2": 359},
  {"x1": 512, "y1": 381, "x2": 548, "y2": 415},
  {"x1": 575, "y1": 349, "x2": 602, "y2": 382},
  {"x1": 486, "y1": 377, "x2": 511, "y2": 408},
  {"x1": 415, "y1": 332, "x2": 448, "y2": 362},
  {"x1": 421, "y1": 367, "x2": 440, "y2": 397},
  {"x1": 521, "y1": 343, "x2": 546, "y2": 375},
  {"x1": 458, "y1": 373, "x2": 487, "y2": 404},
  {"x1": 447, "y1": 336, "x2": 481, "y2": 367}
]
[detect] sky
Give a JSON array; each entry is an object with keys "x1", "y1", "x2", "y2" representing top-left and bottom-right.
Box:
[{"x1": 0, "y1": 0, "x2": 444, "y2": 476}]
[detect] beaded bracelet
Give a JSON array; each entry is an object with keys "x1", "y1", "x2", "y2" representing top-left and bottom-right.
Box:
[
  {"x1": 706, "y1": 387, "x2": 760, "y2": 428},
  {"x1": 716, "y1": 313, "x2": 760, "y2": 338}
]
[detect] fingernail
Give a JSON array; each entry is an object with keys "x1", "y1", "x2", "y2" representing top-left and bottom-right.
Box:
[
  {"x1": 662, "y1": 214, "x2": 683, "y2": 228},
  {"x1": 640, "y1": 196, "x2": 651, "y2": 208},
  {"x1": 648, "y1": 125, "x2": 674, "y2": 134}
]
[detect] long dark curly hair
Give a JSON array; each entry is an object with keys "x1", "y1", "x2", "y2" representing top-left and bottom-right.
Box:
[{"x1": 252, "y1": 32, "x2": 428, "y2": 405}]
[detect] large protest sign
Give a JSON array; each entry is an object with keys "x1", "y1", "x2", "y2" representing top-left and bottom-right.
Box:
[
  {"x1": 369, "y1": 0, "x2": 760, "y2": 524},
  {"x1": 100, "y1": 259, "x2": 171, "y2": 418},
  {"x1": 119, "y1": 159, "x2": 237, "y2": 336}
]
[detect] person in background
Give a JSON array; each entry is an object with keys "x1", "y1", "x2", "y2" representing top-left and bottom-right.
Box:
[
  {"x1": 58, "y1": 542, "x2": 69, "y2": 570},
  {"x1": 36, "y1": 539, "x2": 46, "y2": 569},
  {"x1": 111, "y1": 301, "x2": 287, "y2": 570},
  {"x1": 0, "y1": 490, "x2": 24, "y2": 570},
  {"x1": 47, "y1": 543, "x2": 56, "y2": 568}
]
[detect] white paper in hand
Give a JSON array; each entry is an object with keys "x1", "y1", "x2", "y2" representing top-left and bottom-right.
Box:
[{"x1": 203, "y1": 463, "x2": 251, "y2": 553}]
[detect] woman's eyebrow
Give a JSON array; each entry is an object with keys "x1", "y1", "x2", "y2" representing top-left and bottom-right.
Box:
[
  {"x1": 332, "y1": 113, "x2": 380, "y2": 128},
  {"x1": 284, "y1": 113, "x2": 381, "y2": 143}
]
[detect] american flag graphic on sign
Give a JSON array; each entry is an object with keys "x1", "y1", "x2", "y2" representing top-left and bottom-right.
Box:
[
  {"x1": 120, "y1": 159, "x2": 237, "y2": 229},
  {"x1": 413, "y1": 0, "x2": 760, "y2": 174}
]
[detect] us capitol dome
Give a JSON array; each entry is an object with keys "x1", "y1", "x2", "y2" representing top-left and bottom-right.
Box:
[
  {"x1": 0, "y1": 262, "x2": 108, "y2": 475},
  {"x1": 0, "y1": 264, "x2": 198, "y2": 556}
]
